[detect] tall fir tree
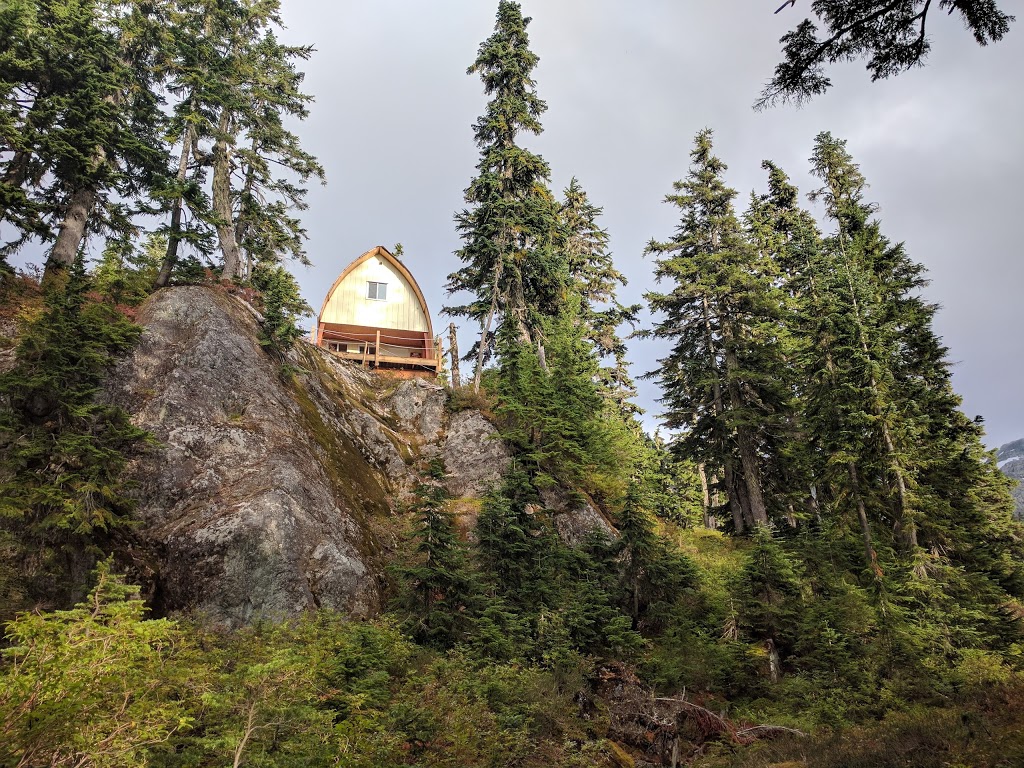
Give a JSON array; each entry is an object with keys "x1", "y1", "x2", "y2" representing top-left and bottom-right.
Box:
[
  {"x1": 445, "y1": 1, "x2": 564, "y2": 391},
  {"x1": 1, "y1": 0, "x2": 171, "y2": 284},
  {"x1": 155, "y1": 0, "x2": 322, "y2": 285},
  {"x1": 645, "y1": 129, "x2": 792, "y2": 534},
  {"x1": 559, "y1": 178, "x2": 640, "y2": 413},
  {"x1": 804, "y1": 133, "x2": 1024, "y2": 600}
]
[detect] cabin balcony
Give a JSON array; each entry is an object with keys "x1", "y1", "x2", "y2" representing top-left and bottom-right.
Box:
[{"x1": 316, "y1": 322, "x2": 440, "y2": 376}]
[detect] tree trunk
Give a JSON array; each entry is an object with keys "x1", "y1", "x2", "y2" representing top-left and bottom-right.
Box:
[
  {"x1": 736, "y1": 426, "x2": 769, "y2": 528},
  {"x1": 213, "y1": 109, "x2": 241, "y2": 280},
  {"x1": 723, "y1": 337, "x2": 769, "y2": 529},
  {"x1": 235, "y1": 134, "x2": 259, "y2": 282},
  {"x1": 1, "y1": 78, "x2": 50, "y2": 205},
  {"x1": 448, "y1": 323, "x2": 461, "y2": 387},
  {"x1": 473, "y1": 262, "x2": 502, "y2": 393},
  {"x1": 2, "y1": 150, "x2": 31, "y2": 193},
  {"x1": 42, "y1": 183, "x2": 97, "y2": 288},
  {"x1": 155, "y1": 124, "x2": 195, "y2": 289},
  {"x1": 700, "y1": 294, "x2": 741, "y2": 529},
  {"x1": 724, "y1": 460, "x2": 746, "y2": 535},
  {"x1": 698, "y1": 463, "x2": 714, "y2": 529},
  {"x1": 848, "y1": 461, "x2": 882, "y2": 580},
  {"x1": 767, "y1": 638, "x2": 781, "y2": 683}
]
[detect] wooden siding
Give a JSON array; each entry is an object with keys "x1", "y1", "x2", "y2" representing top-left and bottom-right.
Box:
[{"x1": 320, "y1": 256, "x2": 429, "y2": 332}]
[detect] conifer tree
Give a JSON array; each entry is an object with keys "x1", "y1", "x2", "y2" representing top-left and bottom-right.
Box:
[
  {"x1": 152, "y1": 0, "x2": 227, "y2": 288},
  {"x1": 6, "y1": 0, "x2": 172, "y2": 286},
  {"x1": 736, "y1": 527, "x2": 804, "y2": 681},
  {"x1": 805, "y1": 133, "x2": 1024, "y2": 595},
  {"x1": 251, "y1": 262, "x2": 311, "y2": 350},
  {"x1": 391, "y1": 459, "x2": 478, "y2": 647},
  {"x1": 156, "y1": 0, "x2": 323, "y2": 285},
  {"x1": 645, "y1": 130, "x2": 791, "y2": 533},
  {"x1": 615, "y1": 472, "x2": 698, "y2": 630},
  {"x1": 445, "y1": 1, "x2": 564, "y2": 391},
  {"x1": 0, "y1": 255, "x2": 147, "y2": 606},
  {"x1": 744, "y1": 152, "x2": 887, "y2": 575},
  {"x1": 559, "y1": 178, "x2": 640, "y2": 412}
]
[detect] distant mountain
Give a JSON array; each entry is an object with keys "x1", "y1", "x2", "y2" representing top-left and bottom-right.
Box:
[{"x1": 998, "y1": 439, "x2": 1024, "y2": 521}]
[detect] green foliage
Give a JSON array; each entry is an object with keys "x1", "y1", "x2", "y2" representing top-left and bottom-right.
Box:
[
  {"x1": 472, "y1": 468, "x2": 643, "y2": 662},
  {"x1": 251, "y1": 262, "x2": 311, "y2": 351},
  {"x1": 445, "y1": 1, "x2": 565, "y2": 373},
  {"x1": 1, "y1": 564, "x2": 611, "y2": 768},
  {"x1": 495, "y1": 312, "x2": 628, "y2": 498},
  {"x1": 92, "y1": 232, "x2": 163, "y2": 307},
  {"x1": 645, "y1": 129, "x2": 794, "y2": 534},
  {"x1": 616, "y1": 473, "x2": 699, "y2": 632},
  {"x1": 0, "y1": 560, "x2": 190, "y2": 768},
  {"x1": 559, "y1": 178, "x2": 640, "y2": 413},
  {"x1": 733, "y1": 527, "x2": 804, "y2": 675},
  {"x1": 759, "y1": 0, "x2": 1015, "y2": 108},
  {"x1": 0, "y1": 256, "x2": 148, "y2": 612},
  {"x1": 390, "y1": 459, "x2": 480, "y2": 647}
]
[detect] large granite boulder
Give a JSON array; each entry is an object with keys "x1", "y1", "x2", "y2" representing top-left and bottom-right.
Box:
[
  {"x1": 100, "y1": 284, "x2": 613, "y2": 625},
  {"x1": 107, "y1": 287, "x2": 385, "y2": 626}
]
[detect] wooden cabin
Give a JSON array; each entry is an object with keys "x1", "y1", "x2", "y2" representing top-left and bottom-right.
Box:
[{"x1": 312, "y1": 245, "x2": 441, "y2": 378}]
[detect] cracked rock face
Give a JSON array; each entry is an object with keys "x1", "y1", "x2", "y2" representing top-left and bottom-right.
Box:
[
  {"x1": 442, "y1": 410, "x2": 511, "y2": 498},
  {"x1": 106, "y1": 287, "x2": 382, "y2": 627},
  {"x1": 540, "y1": 486, "x2": 618, "y2": 547},
  {"x1": 388, "y1": 378, "x2": 448, "y2": 444},
  {"x1": 100, "y1": 285, "x2": 608, "y2": 626}
]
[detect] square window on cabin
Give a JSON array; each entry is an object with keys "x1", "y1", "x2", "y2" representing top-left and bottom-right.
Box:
[{"x1": 367, "y1": 281, "x2": 387, "y2": 301}]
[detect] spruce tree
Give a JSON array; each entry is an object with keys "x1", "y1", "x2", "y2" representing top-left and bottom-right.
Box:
[
  {"x1": 0, "y1": 255, "x2": 147, "y2": 607},
  {"x1": 807, "y1": 132, "x2": 923, "y2": 557},
  {"x1": 807, "y1": 133, "x2": 1024, "y2": 601},
  {"x1": 735, "y1": 527, "x2": 804, "y2": 681},
  {"x1": 645, "y1": 129, "x2": 791, "y2": 533},
  {"x1": 615, "y1": 470, "x2": 698, "y2": 630},
  {"x1": 390, "y1": 459, "x2": 478, "y2": 647},
  {"x1": 559, "y1": 178, "x2": 641, "y2": 413},
  {"x1": 157, "y1": 0, "x2": 323, "y2": 284},
  {"x1": 445, "y1": 1, "x2": 564, "y2": 391}
]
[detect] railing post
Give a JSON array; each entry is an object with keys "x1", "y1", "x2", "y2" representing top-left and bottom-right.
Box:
[{"x1": 375, "y1": 330, "x2": 381, "y2": 367}]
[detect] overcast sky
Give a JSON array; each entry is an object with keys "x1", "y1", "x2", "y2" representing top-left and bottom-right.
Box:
[
  {"x1": 13, "y1": 1, "x2": 1016, "y2": 446},
  {"x1": 273, "y1": 0, "x2": 1024, "y2": 447}
]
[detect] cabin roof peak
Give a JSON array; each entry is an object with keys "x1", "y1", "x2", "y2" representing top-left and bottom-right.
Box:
[
  {"x1": 313, "y1": 245, "x2": 439, "y2": 378},
  {"x1": 317, "y1": 245, "x2": 435, "y2": 340}
]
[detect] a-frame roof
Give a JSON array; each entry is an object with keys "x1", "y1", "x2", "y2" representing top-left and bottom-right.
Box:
[{"x1": 317, "y1": 245, "x2": 435, "y2": 339}]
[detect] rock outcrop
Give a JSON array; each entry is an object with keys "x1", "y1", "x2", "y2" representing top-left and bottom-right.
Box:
[
  {"x1": 443, "y1": 410, "x2": 510, "y2": 497},
  {"x1": 541, "y1": 486, "x2": 617, "y2": 547},
  {"x1": 103, "y1": 286, "x2": 614, "y2": 626},
  {"x1": 104, "y1": 286, "x2": 521, "y2": 625},
  {"x1": 106, "y1": 287, "x2": 389, "y2": 625}
]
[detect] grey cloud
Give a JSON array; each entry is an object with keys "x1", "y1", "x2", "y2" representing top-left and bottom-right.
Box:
[{"x1": 15, "y1": 1, "x2": 1020, "y2": 446}]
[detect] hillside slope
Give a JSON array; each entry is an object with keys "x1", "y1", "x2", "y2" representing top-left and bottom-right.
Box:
[{"x1": 103, "y1": 286, "x2": 516, "y2": 626}]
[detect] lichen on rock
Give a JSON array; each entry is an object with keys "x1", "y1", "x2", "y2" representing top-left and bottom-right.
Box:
[
  {"x1": 107, "y1": 287, "x2": 384, "y2": 626},
  {"x1": 101, "y1": 285, "x2": 612, "y2": 626}
]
